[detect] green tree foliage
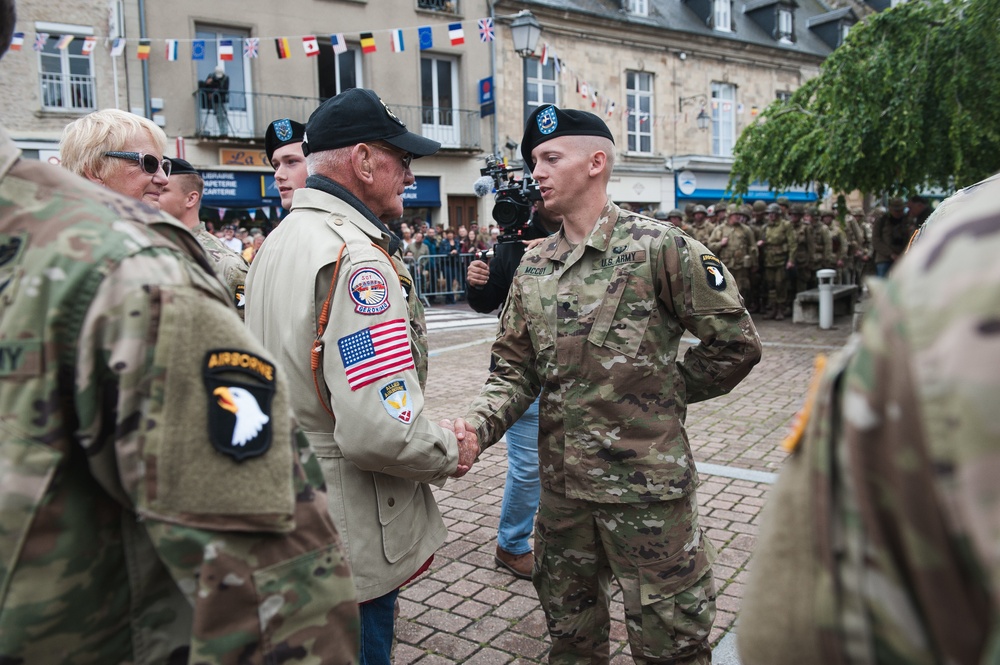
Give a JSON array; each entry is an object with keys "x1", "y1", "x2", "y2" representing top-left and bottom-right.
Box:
[{"x1": 728, "y1": 0, "x2": 1000, "y2": 198}]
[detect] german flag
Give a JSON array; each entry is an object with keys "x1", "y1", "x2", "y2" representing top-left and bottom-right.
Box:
[
  {"x1": 136, "y1": 38, "x2": 151, "y2": 60},
  {"x1": 360, "y1": 32, "x2": 376, "y2": 54},
  {"x1": 275, "y1": 37, "x2": 291, "y2": 59}
]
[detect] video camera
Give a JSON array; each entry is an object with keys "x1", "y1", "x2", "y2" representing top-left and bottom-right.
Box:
[{"x1": 476, "y1": 155, "x2": 541, "y2": 245}]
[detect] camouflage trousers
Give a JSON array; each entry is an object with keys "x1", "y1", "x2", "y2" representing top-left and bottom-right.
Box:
[
  {"x1": 764, "y1": 265, "x2": 788, "y2": 309},
  {"x1": 533, "y1": 488, "x2": 716, "y2": 665}
]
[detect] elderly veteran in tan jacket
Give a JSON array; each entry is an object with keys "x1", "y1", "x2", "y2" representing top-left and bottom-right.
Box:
[{"x1": 244, "y1": 88, "x2": 477, "y2": 665}]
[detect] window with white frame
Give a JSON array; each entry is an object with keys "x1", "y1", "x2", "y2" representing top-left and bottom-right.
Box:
[
  {"x1": 626, "y1": 0, "x2": 649, "y2": 16},
  {"x1": 711, "y1": 82, "x2": 736, "y2": 157},
  {"x1": 421, "y1": 55, "x2": 461, "y2": 147},
  {"x1": 776, "y1": 90, "x2": 792, "y2": 102},
  {"x1": 319, "y1": 45, "x2": 362, "y2": 100},
  {"x1": 523, "y1": 56, "x2": 558, "y2": 128},
  {"x1": 713, "y1": 0, "x2": 732, "y2": 31},
  {"x1": 777, "y1": 8, "x2": 794, "y2": 42},
  {"x1": 841, "y1": 22, "x2": 851, "y2": 43},
  {"x1": 626, "y1": 71, "x2": 653, "y2": 154},
  {"x1": 36, "y1": 23, "x2": 95, "y2": 112}
]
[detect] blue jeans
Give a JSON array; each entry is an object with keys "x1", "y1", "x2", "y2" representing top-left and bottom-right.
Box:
[
  {"x1": 498, "y1": 397, "x2": 541, "y2": 555},
  {"x1": 876, "y1": 260, "x2": 893, "y2": 277},
  {"x1": 358, "y1": 588, "x2": 399, "y2": 665}
]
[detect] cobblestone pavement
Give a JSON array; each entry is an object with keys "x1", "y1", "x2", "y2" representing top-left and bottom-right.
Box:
[{"x1": 393, "y1": 304, "x2": 854, "y2": 664}]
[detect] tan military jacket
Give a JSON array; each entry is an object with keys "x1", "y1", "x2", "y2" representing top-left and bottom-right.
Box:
[
  {"x1": 245, "y1": 186, "x2": 458, "y2": 602},
  {"x1": 707, "y1": 221, "x2": 758, "y2": 270},
  {"x1": 465, "y1": 201, "x2": 761, "y2": 503},
  {"x1": 0, "y1": 128, "x2": 357, "y2": 663}
]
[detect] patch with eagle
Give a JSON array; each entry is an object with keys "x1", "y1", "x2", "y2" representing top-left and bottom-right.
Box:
[
  {"x1": 700, "y1": 254, "x2": 727, "y2": 291},
  {"x1": 203, "y1": 349, "x2": 277, "y2": 461},
  {"x1": 379, "y1": 379, "x2": 413, "y2": 423}
]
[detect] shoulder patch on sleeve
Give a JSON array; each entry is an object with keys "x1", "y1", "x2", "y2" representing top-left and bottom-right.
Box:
[
  {"x1": 203, "y1": 350, "x2": 276, "y2": 461},
  {"x1": 701, "y1": 254, "x2": 727, "y2": 291},
  {"x1": 379, "y1": 379, "x2": 413, "y2": 423},
  {"x1": 235, "y1": 283, "x2": 245, "y2": 310},
  {"x1": 348, "y1": 267, "x2": 390, "y2": 315},
  {"x1": 337, "y1": 318, "x2": 414, "y2": 391}
]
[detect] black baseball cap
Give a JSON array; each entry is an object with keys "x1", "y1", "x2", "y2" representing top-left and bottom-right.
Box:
[
  {"x1": 264, "y1": 118, "x2": 305, "y2": 164},
  {"x1": 521, "y1": 104, "x2": 614, "y2": 165},
  {"x1": 167, "y1": 157, "x2": 200, "y2": 176},
  {"x1": 302, "y1": 88, "x2": 440, "y2": 158}
]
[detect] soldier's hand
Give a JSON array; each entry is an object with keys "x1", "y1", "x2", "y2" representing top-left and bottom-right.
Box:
[
  {"x1": 467, "y1": 260, "x2": 490, "y2": 288},
  {"x1": 720, "y1": 237, "x2": 729, "y2": 247}
]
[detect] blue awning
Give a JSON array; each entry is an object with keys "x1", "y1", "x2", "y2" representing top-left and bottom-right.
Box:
[
  {"x1": 674, "y1": 170, "x2": 817, "y2": 202},
  {"x1": 199, "y1": 170, "x2": 281, "y2": 208},
  {"x1": 402, "y1": 176, "x2": 441, "y2": 207}
]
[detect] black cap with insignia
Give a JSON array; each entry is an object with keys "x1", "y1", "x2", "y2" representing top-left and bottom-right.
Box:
[
  {"x1": 301, "y1": 88, "x2": 440, "y2": 158},
  {"x1": 521, "y1": 104, "x2": 614, "y2": 166},
  {"x1": 264, "y1": 118, "x2": 305, "y2": 165}
]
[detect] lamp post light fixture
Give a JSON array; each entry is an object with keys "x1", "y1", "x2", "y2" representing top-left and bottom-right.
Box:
[
  {"x1": 510, "y1": 10, "x2": 543, "y2": 58},
  {"x1": 678, "y1": 93, "x2": 710, "y2": 132}
]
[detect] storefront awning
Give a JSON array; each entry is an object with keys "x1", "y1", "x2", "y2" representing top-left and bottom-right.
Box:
[
  {"x1": 675, "y1": 169, "x2": 817, "y2": 202},
  {"x1": 402, "y1": 176, "x2": 440, "y2": 207}
]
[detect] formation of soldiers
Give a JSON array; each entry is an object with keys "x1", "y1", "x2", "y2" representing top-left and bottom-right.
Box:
[{"x1": 660, "y1": 198, "x2": 885, "y2": 320}]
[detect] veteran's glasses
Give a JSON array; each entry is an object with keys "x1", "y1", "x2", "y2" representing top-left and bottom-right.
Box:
[
  {"x1": 372, "y1": 144, "x2": 413, "y2": 171},
  {"x1": 103, "y1": 151, "x2": 171, "y2": 177}
]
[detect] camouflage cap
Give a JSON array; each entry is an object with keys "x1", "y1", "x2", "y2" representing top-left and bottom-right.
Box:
[{"x1": 752, "y1": 200, "x2": 767, "y2": 212}]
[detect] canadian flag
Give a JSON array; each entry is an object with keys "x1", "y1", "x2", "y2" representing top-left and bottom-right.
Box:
[{"x1": 302, "y1": 35, "x2": 319, "y2": 57}]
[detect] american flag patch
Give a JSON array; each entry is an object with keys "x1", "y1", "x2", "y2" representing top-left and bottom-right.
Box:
[{"x1": 338, "y1": 319, "x2": 414, "y2": 391}]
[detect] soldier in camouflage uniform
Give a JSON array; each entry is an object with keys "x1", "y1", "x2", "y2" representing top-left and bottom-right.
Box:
[
  {"x1": 761, "y1": 203, "x2": 797, "y2": 320},
  {"x1": 460, "y1": 105, "x2": 762, "y2": 665},
  {"x1": 820, "y1": 208, "x2": 848, "y2": 280},
  {"x1": 683, "y1": 204, "x2": 715, "y2": 245},
  {"x1": 160, "y1": 157, "x2": 249, "y2": 317},
  {"x1": 0, "y1": 3, "x2": 360, "y2": 660},
  {"x1": 788, "y1": 204, "x2": 815, "y2": 301},
  {"x1": 805, "y1": 206, "x2": 832, "y2": 288},
  {"x1": 739, "y1": 170, "x2": 1000, "y2": 665},
  {"x1": 708, "y1": 204, "x2": 758, "y2": 299}
]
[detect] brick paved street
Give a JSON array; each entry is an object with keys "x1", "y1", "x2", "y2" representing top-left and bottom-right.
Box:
[{"x1": 393, "y1": 305, "x2": 854, "y2": 664}]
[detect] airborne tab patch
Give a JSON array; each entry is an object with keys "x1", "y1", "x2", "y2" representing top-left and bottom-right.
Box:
[
  {"x1": 701, "y1": 254, "x2": 727, "y2": 291},
  {"x1": 203, "y1": 349, "x2": 276, "y2": 461},
  {"x1": 379, "y1": 379, "x2": 413, "y2": 423}
]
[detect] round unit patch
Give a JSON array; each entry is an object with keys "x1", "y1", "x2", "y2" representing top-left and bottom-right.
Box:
[
  {"x1": 349, "y1": 267, "x2": 391, "y2": 315},
  {"x1": 537, "y1": 106, "x2": 558, "y2": 135}
]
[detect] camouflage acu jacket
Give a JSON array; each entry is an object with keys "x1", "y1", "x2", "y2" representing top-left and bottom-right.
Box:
[
  {"x1": 465, "y1": 200, "x2": 761, "y2": 503},
  {"x1": 739, "y1": 172, "x2": 1000, "y2": 665},
  {"x1": 0, "y1": 129, "x2": 358, "y2": 664},
  {"x1": 194, "y1": 223, "x2": 249, "y2": 319}
]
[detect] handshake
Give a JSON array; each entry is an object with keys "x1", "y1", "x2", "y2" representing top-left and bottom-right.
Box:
[{"x1": 439, "y1": 418, "x2": 480, "y2": 478}]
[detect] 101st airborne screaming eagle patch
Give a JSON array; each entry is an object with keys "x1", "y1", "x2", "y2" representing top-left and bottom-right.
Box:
[
  {"x1": 701, "y1": 254, "x2": 727, "y2": 291},
  {"x1": 203, "y1": 349, "x2": 276, "y2": 461}
]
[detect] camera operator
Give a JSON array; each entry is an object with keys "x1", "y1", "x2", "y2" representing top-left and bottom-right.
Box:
[{"x1": 466, "y1": 198, "x2": 561, "y2": 579}]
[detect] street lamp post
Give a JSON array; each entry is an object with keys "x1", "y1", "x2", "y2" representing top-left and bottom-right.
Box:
[
  {"x1": 488, "y1": 5, "x2": 543, "y2": 156},
  {"x1": 678, "y1": 93, "x2": 710, "y2": 131}
]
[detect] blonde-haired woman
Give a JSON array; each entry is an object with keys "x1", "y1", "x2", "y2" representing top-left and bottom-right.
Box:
[{"x1": 60, "y1": 108, "x2": 171, "y2": 207}]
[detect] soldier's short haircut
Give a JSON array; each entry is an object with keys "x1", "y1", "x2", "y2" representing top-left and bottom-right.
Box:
[{"x1": 60, "y1": 109, "x2": 168, "y2": 181}]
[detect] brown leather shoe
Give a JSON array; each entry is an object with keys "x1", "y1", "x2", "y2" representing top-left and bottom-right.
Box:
[{"x1": 495, "y1": 545, "x2": 533, "y2": 580}]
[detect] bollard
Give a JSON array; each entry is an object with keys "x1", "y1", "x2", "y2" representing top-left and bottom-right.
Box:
[{"x1": 816, "y1": 269, "x2": 837, "y2": 329}]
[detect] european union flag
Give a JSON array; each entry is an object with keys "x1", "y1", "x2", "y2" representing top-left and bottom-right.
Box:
[
  {"x1": 418, "y1": 26, "x2": 433, "y2": 51},
  {"x1": 192, "y1": 39, "x2": 205, "y2": 60}
]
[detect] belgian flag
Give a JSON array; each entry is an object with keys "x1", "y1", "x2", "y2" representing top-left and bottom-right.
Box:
[
  {"x1": 136, "y1": 38, "x2": 151, "y2": 60},
  {"x1": 360, "y1": 32, "x2": 376, "y2": 54}
]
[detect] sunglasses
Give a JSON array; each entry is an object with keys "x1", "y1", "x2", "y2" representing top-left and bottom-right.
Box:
[
  {"x1": 103, "y1": 151, "x2": 171, "y2": 177},
  {"x1": 372, "y1": 144, "x2": 413, "y2": 171}
]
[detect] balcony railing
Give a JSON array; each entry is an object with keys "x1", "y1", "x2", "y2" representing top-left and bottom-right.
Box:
[
  {"x1": 194, "y1": 90, "x2": 480, "y2": 151},
  {"x1": 40, "y1": 72, "x2": 96, "y2": 112},
  {"x1": 417, "y1": 0, "x2": 459, "y2": 12}
]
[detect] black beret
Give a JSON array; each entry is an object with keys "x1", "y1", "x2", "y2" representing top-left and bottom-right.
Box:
[
  {"x1": 302, "y1": 88, "x2": 439, "y2": 158},
  {"x1": 521, "y1": 104, "x2": 614, "y2": 166},
  {"x1": 167, "y1": 157, "x2": 200, "y2": 176},
  {"x1": 264, "y1": 118, "x2": 305, "y2": 165}
]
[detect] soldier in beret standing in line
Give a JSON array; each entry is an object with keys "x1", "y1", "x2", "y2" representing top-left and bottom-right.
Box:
[
  {"x1": 244, "y1": 88, "x2": 478, "y2": 665},
  {"x1": 159, "y1": 157, "x2": 249, "y2": 317},
  {"x1": 0, "y1": 1, "x2": 360, "y2": 660},
  {"x1": 457, "y1": 105, "x2": 762, "y2": 664}
]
